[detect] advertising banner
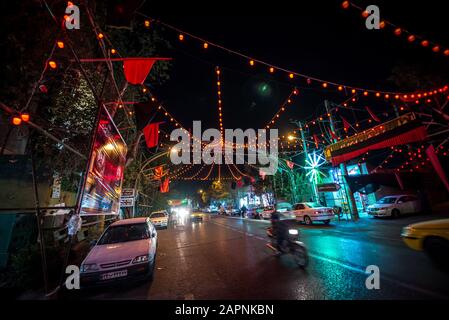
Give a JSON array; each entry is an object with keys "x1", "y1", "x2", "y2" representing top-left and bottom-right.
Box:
[{"x1": 80, "y1": 105, "x2": 127, "y2": 215}]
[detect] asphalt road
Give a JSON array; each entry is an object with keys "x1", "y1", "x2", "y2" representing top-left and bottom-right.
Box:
[{"x1": 77, "y1": 213, "x2": 449, "y2": 300}]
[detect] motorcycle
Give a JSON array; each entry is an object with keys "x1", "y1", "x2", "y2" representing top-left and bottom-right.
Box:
[{"x1": 266, "y1": 226, "x2": 309, "y2": 268}]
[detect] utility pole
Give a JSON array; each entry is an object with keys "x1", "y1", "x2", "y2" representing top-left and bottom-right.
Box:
[{"x1": 325, "y1": 100, "x2": 359, "y2": 221}]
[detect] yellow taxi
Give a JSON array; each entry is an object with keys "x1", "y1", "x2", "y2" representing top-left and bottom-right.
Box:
[
  {"x1": 190, "y1": 211, "x2": 204, "y2": 222},
  {"x1": 401, "y1": 219, "x2": 449, "y2": 271}
]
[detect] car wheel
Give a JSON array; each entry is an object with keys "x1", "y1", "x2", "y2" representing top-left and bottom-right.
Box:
[
  {"x1": 304, "y1": 216, "x2": 312, "y2": 225},
  {"x1": 391, "y1": 209, "x2": 400, "y2": 218},
  {"x1": 323, "y1": 220, "x2": 331, "y2": 225},
  {"x1": 424, "y1": 237, "x2": 449, "y2": 271}
]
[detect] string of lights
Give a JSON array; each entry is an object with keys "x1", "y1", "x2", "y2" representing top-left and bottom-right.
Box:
[
  {"x1": 341, "y1": 1, "x2": 449, "y2": 57},
  {"x1": 137, "y1": 12, "x2": 447, "y2": 98}
]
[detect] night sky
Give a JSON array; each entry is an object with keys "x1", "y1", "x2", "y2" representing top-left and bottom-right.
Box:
[
  {"x1": 142, "y1": 1, "x2": 448, "y2": 136},
  {"x1": 131, "y1": 1, "x2": 448, "y2": 196}
]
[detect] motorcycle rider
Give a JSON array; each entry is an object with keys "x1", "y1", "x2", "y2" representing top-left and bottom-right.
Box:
[{"x1": 270, "y1": 210, "x2": 289, "y2": 251}]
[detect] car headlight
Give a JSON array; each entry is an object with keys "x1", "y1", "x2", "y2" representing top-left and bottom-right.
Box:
[
  {"x1": 401, "y1": 226, "x2": 414, "y2": 236},
  {"x1": 288, "y1": 229, "x2": 299, "y2": 235},
  {"x1": 81, "y1": 263, "x2": 99, "y2": 272},
  {"x1": 132, "y1": 255, "x2": 149, "y2": 264}
]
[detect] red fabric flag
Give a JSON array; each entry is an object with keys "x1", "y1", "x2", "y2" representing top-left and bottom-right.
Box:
[
  {"x1": 160, "y1": 177, "x2": 170, "y2": 193},
  {"x1": 426, "y1": 145, "x2": 449, "y2": 194},
  {"x1": 154, "y1": 166, "x2": 163, "y2": 180},
  {"x1": 143, "y1": 122, "x2": 163, "y2": 148},
  {"x1": 365, "y1": 106, "x2": 381, "y2": 122},
  {"x1": 341, "y1": 116, "x2": 351, "y2": 131},
  {"x1": 286, "y1": 160, "x2": 294, "y2": 170},
  {"x1": 313, "y1": 134, "x2": 320, "y2": 149},
  {"x1": 328, "y1": 127, "x2": 337, "y2": 141},
  {"x1": 123, "y1": 58, "x2": 157, "y2": 85}
]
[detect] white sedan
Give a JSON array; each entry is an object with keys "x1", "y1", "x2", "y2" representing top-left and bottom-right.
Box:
[
  {"x1": 149, "y1": 210, "x2": 169, "y2": 229},
  {"x1": 80, "y1": 217, "x2": 158, "y2": 286},
  {"x1": 367, "y1": 195, "x2": 422, "y2": 218},
  {"x1": 291, "y1": 202, "x2": 334, "y2": 225}
]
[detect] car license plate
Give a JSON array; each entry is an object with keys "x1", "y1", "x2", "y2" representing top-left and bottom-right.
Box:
[{"x1": 101, "y1": 270, "x2": 127, "y2": 281}]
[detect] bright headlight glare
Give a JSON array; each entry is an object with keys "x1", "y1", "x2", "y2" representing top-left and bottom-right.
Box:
[{"x1": 288, "y1": 229, "x2": 299, "y2": 235}]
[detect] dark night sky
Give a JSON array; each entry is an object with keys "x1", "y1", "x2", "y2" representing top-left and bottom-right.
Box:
[
  {"x1": 141, "y1": 1, "x2": 448, "y2": 137},
  {"x1": 137, "y1": 1, "x2": 448, "y2": 196}
]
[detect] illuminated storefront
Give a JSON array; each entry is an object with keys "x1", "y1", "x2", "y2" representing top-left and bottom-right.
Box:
[{"x1": 320, "y1": 163, "x2": 376, "y2": 215}]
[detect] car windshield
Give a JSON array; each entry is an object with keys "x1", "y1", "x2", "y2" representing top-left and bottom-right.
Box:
[
  {"x1": 98, "y1": 223, "x2": 149, "y2": 245},
  {"x1": 306, "y1": 202, "x2": 322, "y2": 208},
  {"x1": 377, "y1": 197, "x2": 397, "y2": 204},
  {"x1": 150, "y1": 213, "x2": 166, "y2": 218}
]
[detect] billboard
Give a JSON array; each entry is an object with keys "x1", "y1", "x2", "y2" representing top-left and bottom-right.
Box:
[
  {"x1": 80, "y1": 105, "x2": 127, "y2": 215},
  {"x1": 324, "y1": 113, "x2": 427, "y2": 166}
]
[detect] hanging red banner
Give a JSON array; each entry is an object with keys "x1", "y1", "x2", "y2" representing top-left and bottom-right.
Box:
[
  {"x1": 365, "y1": 106, "x2": 381, "y2": 122},
  {"x1": 341, "y1": 116, "x2": 351, "y2": 131},
  {"x1": 123, "y1": 58, "x2": 156, "y2": 85},
  {"x1": 154, "y1": 166, "x2": 164, "y2": 179},
  {"x1": 160, "y1": 177, "x2": 170, "y2": 193},
  {"x1": 79, "y1": 57, "x2": 171, "y2": 85},
  {"x1": 328, "y1": 127, "x2": 337, "y2": 141},
  {"x1": 313, "y1": 134, "x2": 320, "y2": 149},
  {"x1": 143, "y1": 122, "x2": 163, "y2": 148}
]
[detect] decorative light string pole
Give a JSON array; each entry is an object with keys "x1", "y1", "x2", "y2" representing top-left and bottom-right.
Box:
[{"x1": 325, "y1": 100, "x2": 359, "y2": 221}]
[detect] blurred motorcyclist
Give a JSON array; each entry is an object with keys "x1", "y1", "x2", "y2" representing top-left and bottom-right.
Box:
[{"x1": 270, "y1": 211, "x2": 288, "y2": 250}]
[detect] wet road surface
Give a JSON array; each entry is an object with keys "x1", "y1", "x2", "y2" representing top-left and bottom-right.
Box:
[{"x1": 78, "y1": 213, "x2": 449, "y2": 300}]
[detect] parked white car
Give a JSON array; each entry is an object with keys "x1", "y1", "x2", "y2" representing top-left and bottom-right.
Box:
[
  {"x1": 149, "y1": 210, "x2": 169, "y2": 228},
  {"x1": 367, "y1": 195, "x2": 422, "y2": 218},
  {"x1": 260, "y1": 206, "x2": 275, "y2": 219},
  {"x1": 80, "y1": 217, "x2": 157, "y2": 286},
  {"x1": 291, "y1": 202, "x2": 334, "y2": 225}
]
